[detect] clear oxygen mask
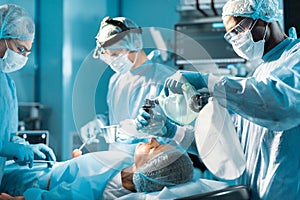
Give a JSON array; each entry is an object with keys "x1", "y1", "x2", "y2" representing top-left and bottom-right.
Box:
[{"x1": 156, "y1": 83, "x2": 202, "y2": 125}]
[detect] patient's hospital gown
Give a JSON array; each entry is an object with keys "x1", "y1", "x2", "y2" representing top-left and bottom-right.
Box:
[
  {"x1": 213, "y1": 38, "x2": 300, "y2": 199},
  {"x1": 1, "y1": 151, "x2": 133, "y2": 200}
]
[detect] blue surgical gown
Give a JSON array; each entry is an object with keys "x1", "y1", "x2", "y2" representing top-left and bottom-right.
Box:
[
  {"x1": 0, "y1": 71, "x2": 18, "y2": 184},
  {"x1": 213, "y1": 38, "x2": 300, "y2": 199}
]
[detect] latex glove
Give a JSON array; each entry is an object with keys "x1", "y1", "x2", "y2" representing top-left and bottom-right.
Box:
[
  {"x1": 29, "y1": 143, "x2": 56, "y2": 162},
  {"x1": 0, "y1": 141, "x2": 34, "y2": 168},
  {"x1": 135, "y1": 108, "x2": 177, "y2": 138},
  {"x1": 80, "y1": 119, "x2": 103, "y2": 145},
  {"x1": 135, "y1": 108, "x2": 151, "y2": 130},
  {"x1": 164, "y1": 71, "x2": 208, "y2": 96}
]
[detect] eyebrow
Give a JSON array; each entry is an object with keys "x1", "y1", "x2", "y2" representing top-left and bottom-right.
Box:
[{"x1": 13, "y1": 39, "x2": 30, "y2": 52}]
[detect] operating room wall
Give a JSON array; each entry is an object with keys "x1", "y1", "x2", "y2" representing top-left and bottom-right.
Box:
[
  {"x1": 38, "y1": 0, "x2": 111, "y2": 161},
  {"x1": 120, "y1": 0, "x2": 179, "y2": 60}
]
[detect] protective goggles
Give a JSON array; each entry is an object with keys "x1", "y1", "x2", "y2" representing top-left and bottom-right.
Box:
[
  {"x1": 12, "y1": 39, "x2": 31, "y2": 55},
  {"x1": 224, "y1": 18, "x2": 256, "y2": 44},
  {"x1": 99, "y1": 50, "x2": 129, "y2": 65}
]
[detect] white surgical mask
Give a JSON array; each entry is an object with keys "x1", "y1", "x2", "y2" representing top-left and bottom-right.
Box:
[
  {"x1": 231, "y1": 21, "x2": 268, "y2": 61},
  {"x1": 101, "y1": 52, "x2": 137, "y2": 74},
  {"x1": 0, "y1": 41, "x2": 28, "y2": 73}
]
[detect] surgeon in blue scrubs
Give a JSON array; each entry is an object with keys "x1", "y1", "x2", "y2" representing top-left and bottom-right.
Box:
[
  {"x1": 0, "y1": 4, "x2": 56, "y2": 185},
  {"x1": 162, "y1": 0, "x2": 300, "y2": 199}
]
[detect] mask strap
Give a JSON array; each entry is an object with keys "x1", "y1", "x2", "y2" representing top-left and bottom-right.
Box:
[
  {"x1": 249, "y1": 19, "x2": 258, "y2": 31},
  {"x1": 262, "y1": 23, "x2": 269, "y2": 40},
  {"x1": 4, "y1": 39, "x2": 9, "y2": 49}
]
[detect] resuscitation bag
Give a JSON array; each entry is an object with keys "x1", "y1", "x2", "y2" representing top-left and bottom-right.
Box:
[
  {"x1": 157, "y1": 83, "x2": 199, "y2": 126},
  {"x1": 194, "y1": 97, "x2": 246, "y2": 180}
]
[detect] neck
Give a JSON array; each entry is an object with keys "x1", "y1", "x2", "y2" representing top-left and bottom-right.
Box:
[
  {"x1": 121, "y1": 165, "x2": 137, "y2": 192},
  {"x1": 0, "y1": 39, "x2": 6, "y2": 58},
  {"x1": 264, "y1": 21, "x2": 287, "y2": 54}
]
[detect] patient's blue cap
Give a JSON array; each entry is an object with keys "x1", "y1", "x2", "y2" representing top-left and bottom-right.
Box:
[
  {"x1": 0, "y1": 4, "x2": 35, "y2": 41},
  {"x1": 133, "y1": 149, "x2": 193, "y2": 193},
  {"x1": 222, "y1": 0, "x2": 282, "y2": 22}
]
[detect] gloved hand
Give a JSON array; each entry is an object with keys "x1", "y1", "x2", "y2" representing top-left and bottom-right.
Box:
[
  {"x1": 29, "y1": 143, "x2": 56, "y2": 162},
  {"x1": 0, "y1": 141, "x2": 34, "y2": 168},
  {"x1": 164, "y1": 71, "x2": 208, "y2": 96},
  {"x1": 135, "y1": 108, "x2": 177, "y2": 138},
  {"x1": 80, "y1": 118, "x2": 104, "y2": 145},
  {"x1": 135, "y1": 108, "x2": 151, "y2": 130}
]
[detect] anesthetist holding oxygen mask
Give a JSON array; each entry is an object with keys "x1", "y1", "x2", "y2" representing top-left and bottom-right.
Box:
[
  {"x1": 162, "y1": 0, "x2": 300, "y2": 199},
  {"x1": 0, "y1": 4, "x2": 56, "y2": 184},
  {"x1": 80, "y1": 16, "x2": 195, "y2": 154}
]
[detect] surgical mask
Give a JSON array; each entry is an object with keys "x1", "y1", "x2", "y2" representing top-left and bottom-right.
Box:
[
  {"x1": 100, "y1": 52, "x2": 137, "y2": 74},
  {"x1": 0, "y1": 41, "x2": 28, "y2": 73},
  {"x1": 231, "y1": 21, "x2": 268, "y2": 61},
  {"x1": 157, "y1": 82, "x2": 199, "y2": 126}
]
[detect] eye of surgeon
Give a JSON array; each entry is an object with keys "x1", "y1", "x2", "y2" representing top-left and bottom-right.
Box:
[{"x1": 224, "y1": 16, "x2": 269, "y2": 61}]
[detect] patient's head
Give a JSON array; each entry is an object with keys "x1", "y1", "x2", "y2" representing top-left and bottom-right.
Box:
[{"x1": 132, "y1": 138, "x2": 193, "y2": 192}]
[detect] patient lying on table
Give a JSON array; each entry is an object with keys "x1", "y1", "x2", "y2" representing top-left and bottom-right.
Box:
[{"x1": 0, "y1": 137, "x2": 193, "y2": 200}]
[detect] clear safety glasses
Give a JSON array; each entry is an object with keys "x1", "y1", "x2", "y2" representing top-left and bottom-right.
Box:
[
  {"x1": 12, "y1": 39, "x2": 31, "y2": 55},
  {"x1": 99, "y1": 50, "x2": 129, "y2": 65},
  {"x1": 224, "y1": 18, "x2": 257, "y2": 44}
]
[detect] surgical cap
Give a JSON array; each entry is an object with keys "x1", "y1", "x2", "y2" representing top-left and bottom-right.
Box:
[
  {"x1": 133, "y1": 149, "x2": 193, "y2": 193},
  {"x1": 94, "y1": 16, "x2": 143, "y2": 57},
  {"x1": 222, "y1": 0, "x2": 282, "y2": 23},
  {"x1": 0, "y1": 4, "x2": 35, "y2": 41}
]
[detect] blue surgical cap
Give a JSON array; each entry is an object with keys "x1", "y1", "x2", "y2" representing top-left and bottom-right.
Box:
[
  {"x1": 0, "y1": 4, "x2": 35, "y2": 41},
  {"x1": 133, "y1": 149, "x2": 193, "y2": 193},
  {"x1": 94, "y1": 16, "x2": 142, "y2": 55},
  {"x1": 222, "y1": 0, "x2": 282, "y2": 23}
]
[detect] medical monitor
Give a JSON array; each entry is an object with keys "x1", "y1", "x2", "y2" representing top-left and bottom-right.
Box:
[{"x1": 174, "y1": 17, "x2": 245, "y2": 68}]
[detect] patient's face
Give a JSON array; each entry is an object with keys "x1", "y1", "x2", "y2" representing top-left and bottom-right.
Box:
[{"x1": 134, "y1": 137, "x2": 173, "y2": 169}]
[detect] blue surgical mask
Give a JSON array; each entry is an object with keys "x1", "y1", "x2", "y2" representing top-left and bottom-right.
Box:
[{"x1": 0, "y1": 41, "x2": 28, "y2": 73}]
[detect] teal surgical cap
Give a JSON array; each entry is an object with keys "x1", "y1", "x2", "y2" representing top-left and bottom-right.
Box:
[
  {"x1": 222, "y1": 0, "x2": 282, "y2": 22},
  {"x1": 93, "y1": 16, "x2": 143, "y2": 58},
  {"x1": 0, "y1": 4, "x2": 35, "y2": 41},
  {"x1": 133, "y1": 149, "x2": 193, "y2": 193}
]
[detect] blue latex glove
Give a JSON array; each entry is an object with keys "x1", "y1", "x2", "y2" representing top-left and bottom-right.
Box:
[
  {"x1": 29, "y1": 143, "x2": 56, "y2": 162},
  {"x1": 1, "y1": 142, "x2": 34, "y2": 168},
  {"x1": 135, "y1": 108, "x2": 151, "y2": 130},
  {"x1": 164, "y1": 71, "x2": 208, "y2": 96},
  {"x1": 135, "y1": 108, "x2": 177, "y2": 138}
]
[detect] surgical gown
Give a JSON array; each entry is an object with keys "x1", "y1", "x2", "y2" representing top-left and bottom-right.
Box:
[
  {"x1": 213, "y1": 38, "x2": 300, "y2": 199},
  {"x1": 0, "y1": 71, "x2": 18, "y2": 184}
]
